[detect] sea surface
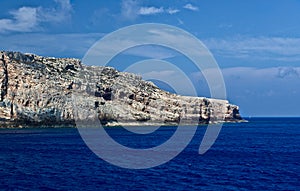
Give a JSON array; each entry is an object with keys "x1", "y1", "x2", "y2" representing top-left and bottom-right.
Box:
[{"x1": 0, "y1": 118, "x2": 299, "y2": 190}]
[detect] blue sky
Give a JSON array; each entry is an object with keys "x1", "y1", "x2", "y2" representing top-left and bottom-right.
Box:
[{"x1": 0, "y1": 0, "x2": 300, "y2": 117}]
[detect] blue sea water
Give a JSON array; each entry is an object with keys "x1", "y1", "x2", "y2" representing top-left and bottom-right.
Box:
[{"x1": 0, "y1": 118, "x2": 299, "y2": 190}]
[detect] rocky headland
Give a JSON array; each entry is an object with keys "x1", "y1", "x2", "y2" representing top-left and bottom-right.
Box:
[{"x1": 0, "y1": 51, "x2": 243, "y2": 128}]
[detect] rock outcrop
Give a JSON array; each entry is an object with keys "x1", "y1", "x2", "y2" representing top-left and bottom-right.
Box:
[{"x1": 0, "y1": 51, "x2": 243, "y2": 128}]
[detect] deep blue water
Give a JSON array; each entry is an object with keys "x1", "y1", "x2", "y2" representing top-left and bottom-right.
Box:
[{"x1": 0, "y1": 118, "x2": 299, "y2": 190}]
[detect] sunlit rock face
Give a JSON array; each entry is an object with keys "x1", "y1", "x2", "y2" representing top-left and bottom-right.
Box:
[{"x1": 0, "y1": 51, "x2": 243, "y2": 127}]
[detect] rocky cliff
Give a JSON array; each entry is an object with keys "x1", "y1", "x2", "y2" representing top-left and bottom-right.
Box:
[{"x1": 0, "y1": 51, "x2": 243, "y2": 128}]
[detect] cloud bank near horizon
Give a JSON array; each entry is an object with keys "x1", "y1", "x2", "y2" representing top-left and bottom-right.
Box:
[{"x1": 0, "y1": 0, "x2": 72, "y2": 33}]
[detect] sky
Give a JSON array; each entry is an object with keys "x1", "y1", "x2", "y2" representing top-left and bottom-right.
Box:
[{"x1": 0, "y1": 0, "x2": 300, "y2": 117}]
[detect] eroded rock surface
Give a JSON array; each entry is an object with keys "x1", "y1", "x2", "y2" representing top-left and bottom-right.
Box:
[{"x1": 0, "y1": 51, "x2": 243, "y2": 127}]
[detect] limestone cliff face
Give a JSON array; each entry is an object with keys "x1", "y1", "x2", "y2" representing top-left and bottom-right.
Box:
[{"x1": 0, "y1": 51, "x2": 243, "y2": 127}]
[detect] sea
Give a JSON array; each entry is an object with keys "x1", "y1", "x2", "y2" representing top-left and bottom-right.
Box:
[{"x1": 0, "y1": 118, "x2": 299, "y2": 190}]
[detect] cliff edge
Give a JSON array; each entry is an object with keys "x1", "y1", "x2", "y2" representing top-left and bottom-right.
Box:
[{"x1": 0, "y1": 51, "x2": 243, "y2": 128}]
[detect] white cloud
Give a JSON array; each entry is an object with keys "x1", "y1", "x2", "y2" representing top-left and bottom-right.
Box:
[
  {"x1": 138, "y1": 7, "x2": 180, "y2": 15},
  {"x1": 121, "y1": 0, "x2": 180, "y2": 19},
  {"x1": 139, "y1": 6, "x2": 164, "y2": 15},
  {"x1": 0, "y1": 0, "x2": 72, "y2": 33},
  {"x1": 38, "y1": 0, "x2": 73, "y2": 23},
  {"x1": 205, "y1": 37, "x2": 300, "y2": 61},
  {"x1": 183, "y1": 3, "x2": 199, "y2": 11},
  {"x1": 166, "y1": 8, "x2": 180, "y2": 15},
  {"x1": 0, "y1": 7, "x2": 38, "y2": 32},
  {"x1": 121, "y1": 0, "x2": 139, "y2": 20}
]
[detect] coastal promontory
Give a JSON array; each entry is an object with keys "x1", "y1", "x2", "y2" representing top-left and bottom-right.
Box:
[{"x1": 0, "y1": 51, "x2": 243, "y2": 127}]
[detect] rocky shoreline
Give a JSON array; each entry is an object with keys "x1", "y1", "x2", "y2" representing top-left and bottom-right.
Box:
[{"x1": 0, "y1": 51, "x2": 244, "y2": 128}]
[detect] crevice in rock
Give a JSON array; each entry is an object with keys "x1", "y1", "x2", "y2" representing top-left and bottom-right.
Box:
[
  {"x1": 10, "y1": 101, "x2": 14, "y2": 118},
  {"x1": 199, "y1": 99, "x2": 211, "y2": 124},
  {"x1": 0, "y1": 54, "x2": 8, "y2": 102}
]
